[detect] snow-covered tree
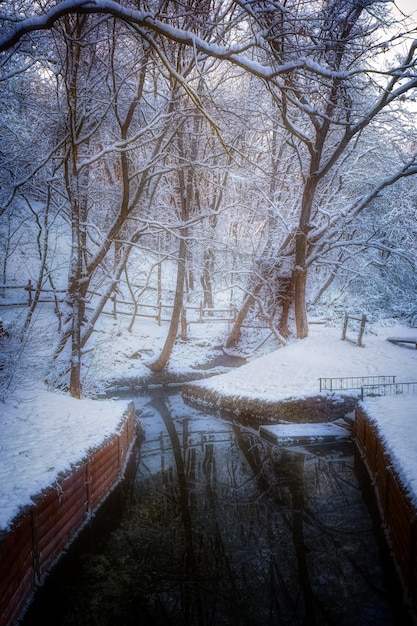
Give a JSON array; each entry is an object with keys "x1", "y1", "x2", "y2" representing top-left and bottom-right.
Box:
[{"x1": 1, "y1": 0, "x2": 417, "y2": 388}]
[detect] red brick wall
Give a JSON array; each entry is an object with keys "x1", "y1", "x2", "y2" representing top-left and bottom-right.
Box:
[
  {"x1": 0, "y1": 403, "x2": 138, "y2": 626},
  {"x1": 354, "y1": 406, "x2": 417, "y2": 616}
]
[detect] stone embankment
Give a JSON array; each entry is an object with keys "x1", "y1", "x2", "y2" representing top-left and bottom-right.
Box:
[
  {"x1": 181, "y1": 382, "x2": 358, "y2": 426},
  {"x1": 0, "y1": 403, "x2": 141, "y2": 626}
]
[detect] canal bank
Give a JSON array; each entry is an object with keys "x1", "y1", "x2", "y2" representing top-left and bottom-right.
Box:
[
  {"x1": 0, "y1": 403, "x2": 140, "y2": 626},
  {"x1": 354, "y1": 397, "x2": 417, "y2": 620},
  {"x1": 1, "y1": 323, "x2": 416, "y2": 623},
  {"x1": 181, "y1": 381, "x2": 358, "y2": 425},
  {"x1": 183, "y1": 382, "x2": 417, "y2": 622},
  {"x1": 18, "y1": 390, "x2": 414, "y2": 626},
  {"x1": 2, "y1": 386, "x2": 416, "y2": 625}
]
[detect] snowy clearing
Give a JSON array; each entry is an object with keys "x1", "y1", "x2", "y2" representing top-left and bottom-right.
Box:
[{"x1": 190, "y1": 322, "x2": 417, "y2": 401}]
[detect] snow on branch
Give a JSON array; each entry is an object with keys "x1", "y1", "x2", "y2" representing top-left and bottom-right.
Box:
[
  {"x1": 307, "y1": 155, "x2": 417, "y2": 265},
  {"x1": 0, "y1": 136, "x2": 68, "y2": 215},
  {"x1": 76, "y1": 112, "x2": 173, "y2": 170},
  {"x1": 0, "y1": 0, "x2": 352, "y2": 81}
]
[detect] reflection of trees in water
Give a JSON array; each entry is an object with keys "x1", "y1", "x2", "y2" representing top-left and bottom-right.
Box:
[
  {"x1": 235, "y1": 429, "x2": 392, "y2": 625},
  {"x1": 121, "y1": 401, "x2": 396, "y2": 625},
  {"x1": 22, "y1": 399, "x2": 406, "y2": 625}
]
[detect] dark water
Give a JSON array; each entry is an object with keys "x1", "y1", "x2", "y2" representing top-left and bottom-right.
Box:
[{"x1": 21, "y1": 391, "x2": 411, "y2": 626}]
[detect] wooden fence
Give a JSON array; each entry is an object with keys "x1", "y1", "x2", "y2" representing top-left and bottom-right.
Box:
[
  {"x1": 0, "y1": 404, "x2": 140, "y2": 626},
  {"x1": 0, "y1": 281, "x2": 65, "y2": 307},
  {"x1": 0, "y1": 281, "x2": 237, "y2": 327},
  {"x1": 341, "y1": 313, "x2": 367, "y2": 347},
  {"x1": 353, "y1": 406, "x2": 417, "y2": 617}
]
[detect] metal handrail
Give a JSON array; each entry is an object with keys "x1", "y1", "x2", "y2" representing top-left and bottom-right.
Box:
[
  {"x1": 360, "y1": 381, "x2": 417, "y2": 400},
  {"x1": 319, "y1": 375, "x2": 396, "y2": 392}
]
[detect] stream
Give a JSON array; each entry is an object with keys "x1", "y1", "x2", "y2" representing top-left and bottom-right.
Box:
[{"x1": 21, "y1": 389, "x2": 412, "y2": 626}]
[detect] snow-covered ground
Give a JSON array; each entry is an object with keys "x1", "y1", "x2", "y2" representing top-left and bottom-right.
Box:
[
  {"x1": 1, "y1": 314, "x2": 416, "y2": 532},
  {"x1": 364, "y1": 395, "x2": 417, "y2": 508},
  {"x1": 192, "y1": 322, "x2": 417, "y2": 507},
  {"x1": 189, "y1": 322, "x2": 417, "y2": 401},
  {"x1": 0, "y1": 393, "x2": 129, "y2": 530}
]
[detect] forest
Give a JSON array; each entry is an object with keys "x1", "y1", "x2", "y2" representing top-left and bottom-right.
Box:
[{"x1": 0, "y1": 0, "x2": 416, "y2": 398}]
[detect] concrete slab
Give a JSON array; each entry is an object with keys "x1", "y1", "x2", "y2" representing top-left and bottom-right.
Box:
[{"x1": 259, "y1": 422, "x2": 348, "y2": 446}]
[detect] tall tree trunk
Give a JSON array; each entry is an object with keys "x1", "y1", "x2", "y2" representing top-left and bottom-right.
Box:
[
  {"x1": 277, "y1": 275, "x2": 294, "y2": 338},
  {"x1": 224, "y1": 289, "x2": 258, "y2": 348},
  {"x1": 148, "y1": 97, "x2": 195, "y2": 370},
  {"x1": 293, "y1": 266, "x2": 308, "y2": 340},
  {"x1": 149, "y1": 236, "x2": 187, "y2": 372},
  {"x1": 54, "y1": 14, "x2": 90, "y2": 398},
  {"x1": 201, "y1": 248, "x2": 214, "y2": 311},
  {"x1": 68, "y1": 193, "x2": 85, "y2": 398},
  {"x1": 293, "y1": 171, "x2": 319, "y2": 339}
]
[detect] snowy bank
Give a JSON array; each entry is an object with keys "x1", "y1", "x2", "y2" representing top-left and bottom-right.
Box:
[
  {"x1": 185, "y1": 324, "x2": 417, "y2": 403},
  {"x1": 184, "y1": 322, "x2": 417, "y2": 504},
  {"x1": 361, "y1": 395, "x2": 417, "y2": 508},
  {"x1": 0, "y1": 390, "x2": 130, "y2": 531},
  {"x1": 354, "y1": 398, "x2": 417, "y2": 617}
]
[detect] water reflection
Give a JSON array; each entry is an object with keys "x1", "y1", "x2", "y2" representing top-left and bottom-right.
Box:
[{"x1": 22, "y1": 392, "x2": 410, "y2": 626}]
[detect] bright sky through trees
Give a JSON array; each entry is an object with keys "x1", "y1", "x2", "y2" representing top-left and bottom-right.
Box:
[{"x1": 394, "y1": 0, "x2": 417, "y2": 18}]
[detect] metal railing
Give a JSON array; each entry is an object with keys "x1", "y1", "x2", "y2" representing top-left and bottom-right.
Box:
[
  {"x1": 360, "y1": 381, "x2": 417, "y2": 399},
  {"x1": 319, "y1": 375, "x2": 396, "y2": 392}
]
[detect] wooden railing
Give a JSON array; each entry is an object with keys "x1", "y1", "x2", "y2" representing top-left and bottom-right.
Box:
[
  {"x1": 319, "y1": 376, "x2": 417, "y2": 399},
  {"x1": 0, "y1": 281, "x2": 66, "y2": 307},
  {"x1": 0, "y1": 282, "x2": 237, "y2": 326}
]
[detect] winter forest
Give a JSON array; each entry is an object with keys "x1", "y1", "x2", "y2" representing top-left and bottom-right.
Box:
[{"x1": 0, "y1": 0, "x2": 416, "y2": 399}]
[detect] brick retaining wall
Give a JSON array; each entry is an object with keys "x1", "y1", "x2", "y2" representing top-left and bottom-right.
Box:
[
  {"x1": 353, "y1": 406, "x2": 417, "y2": 616},
  {"x1": 0, "y1": 403, "x2": 139, "y2": 626}
]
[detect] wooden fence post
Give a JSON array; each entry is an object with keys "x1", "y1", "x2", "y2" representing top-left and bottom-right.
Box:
[
  {"x1": 341, "y1": 313, "x2": 348, "y2": 340},
  {"x1": 358, "y1": 314, "x2": 367, "y2": 347},
  {"x1": 341, "y1": 313, "x2": 367, "y2": 346}
]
